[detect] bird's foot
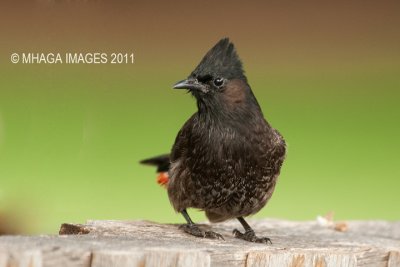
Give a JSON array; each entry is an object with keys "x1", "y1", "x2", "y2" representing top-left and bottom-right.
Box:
[
  {"x1": 233, "y1": 229, "x2": 272, "y2": 244},
  {"x1": 179, "y1": 224, "x2": 224, "y2": 240}
]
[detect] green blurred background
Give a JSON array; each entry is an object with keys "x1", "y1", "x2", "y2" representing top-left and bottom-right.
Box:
[{"x1": 0, "y1": 1, "x2": 399, "y2": 234}]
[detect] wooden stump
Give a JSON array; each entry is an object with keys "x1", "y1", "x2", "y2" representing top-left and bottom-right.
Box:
[{"x1": 0, "y1": 219, "x2": 399, "y2": 266}]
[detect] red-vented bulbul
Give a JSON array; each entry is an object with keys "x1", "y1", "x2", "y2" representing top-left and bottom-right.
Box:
[{"x1": 141, "y1": 38, "x2": 286, "y2": 243}]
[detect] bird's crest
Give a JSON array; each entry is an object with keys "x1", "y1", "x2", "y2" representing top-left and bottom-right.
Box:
[{"x1": 190, "y1": 38, "x2": 246, "y2": 81}]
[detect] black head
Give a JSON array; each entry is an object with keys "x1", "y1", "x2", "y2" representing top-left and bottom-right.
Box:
[
  {"x1": 191, "y1": 38, "x2": 246, "y2": 81},
  {"x1": 173, "y1": 38, "x2": 247, "y2": 95},
  {"x1": 173, "y1": 38, "x2": 261, "y2": 115}
]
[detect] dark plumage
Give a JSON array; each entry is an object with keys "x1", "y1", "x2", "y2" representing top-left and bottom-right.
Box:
[
  {"x1": 140, "y1": 154, "x2": 170, "y2": 173},
  {"x1": 141, "y1": 38, "x2": 286, "y2": 243}
]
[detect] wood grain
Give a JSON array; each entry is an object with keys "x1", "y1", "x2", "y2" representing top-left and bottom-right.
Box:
[{"x1": 0, "y1": 219, "x2": 399, "y2": 267}]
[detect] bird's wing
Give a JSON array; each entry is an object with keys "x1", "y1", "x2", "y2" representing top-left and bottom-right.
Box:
[{"x1": 170, "y1": 114, "x2": 196, "y2": 162}]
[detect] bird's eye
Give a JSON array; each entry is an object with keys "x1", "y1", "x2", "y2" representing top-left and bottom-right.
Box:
[{"x1": 213, "y1": 77, "x2": 224, "y2": 87}]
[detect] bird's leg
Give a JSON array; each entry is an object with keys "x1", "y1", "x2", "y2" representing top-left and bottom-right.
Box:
[
  {"x1": 179, "y1": 209, "x2": 224, "y2": 240},
  {"x1": 233, "y1": 217, "x2": 272, "y2": 244}
]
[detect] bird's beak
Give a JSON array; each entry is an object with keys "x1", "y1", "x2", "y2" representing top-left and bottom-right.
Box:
[{"x1": 173, "y1": 79, "x2": 204, "y2": 91}]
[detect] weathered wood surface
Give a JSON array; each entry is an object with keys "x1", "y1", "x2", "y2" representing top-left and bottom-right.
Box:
[{"x1": 0, "y1": 219, "x2": 399, "y2": 267}]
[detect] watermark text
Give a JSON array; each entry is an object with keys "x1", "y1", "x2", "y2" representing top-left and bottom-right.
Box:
[{"x1": 11, "y1": 52, "x2": 135, "y2": 64}]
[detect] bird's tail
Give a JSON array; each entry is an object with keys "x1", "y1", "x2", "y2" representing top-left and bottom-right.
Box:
[{"x1": 140, "y1": 154, "x2": 170, "y2": 187}]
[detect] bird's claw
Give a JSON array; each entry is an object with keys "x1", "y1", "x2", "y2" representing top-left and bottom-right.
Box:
[
  {"x1": 233, "y1": 229, "x2": 272, "y2": 244},
  {"x1": 179, "y1": 224, "x2": 204, "y2": 237},
  {"x1": 180, "y1": 224, "x2": 224, "y2": 240},
  {"x1": 205, "y1": 230, "x2": 225, "y2": 240}
]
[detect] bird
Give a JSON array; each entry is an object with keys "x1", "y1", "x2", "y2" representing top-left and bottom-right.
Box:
[{"x1": 140, "y1": 38, "x2": 286, "y2": 243}]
